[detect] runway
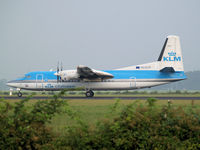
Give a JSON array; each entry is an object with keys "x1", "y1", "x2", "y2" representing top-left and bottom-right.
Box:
[{"x1": 1, "y1": 96, "x2": 200, "y2": 100}]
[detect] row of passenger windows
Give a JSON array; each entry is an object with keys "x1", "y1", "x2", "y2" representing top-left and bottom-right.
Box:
[{"x1": 23, "y1": 76, "x2": 116, "y2": 82}]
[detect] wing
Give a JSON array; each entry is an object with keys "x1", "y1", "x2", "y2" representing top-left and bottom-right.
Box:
[{"x1": 77, "y1": 65, "x2": 114, "y2": 80}]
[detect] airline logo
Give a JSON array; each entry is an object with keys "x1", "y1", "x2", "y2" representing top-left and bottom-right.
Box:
[
  {"x1": 45, "y1": 83, "x2": 54, "y2": 88},
  {"x1": 163, "y1": 51, "x2": 181, "y2": 61}
]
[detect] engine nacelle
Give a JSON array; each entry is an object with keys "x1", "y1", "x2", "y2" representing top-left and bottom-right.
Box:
[{"x1": 59, "y1": 70, "x2": 79, "y2": 81}]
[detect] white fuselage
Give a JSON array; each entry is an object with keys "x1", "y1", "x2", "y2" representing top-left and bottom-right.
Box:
[{"x1": 7, "y1": 78, "x2": 180, "y2": 91}]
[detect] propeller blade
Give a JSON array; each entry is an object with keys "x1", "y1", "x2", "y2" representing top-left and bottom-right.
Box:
[
  {"x1": 59, "y1": 61, "x2": 63, "y2": 81},
  {"x1": 57, "y1": 62, "x2": 59, "y2": 82},
  {"x1": 57, "y1": 61, "x2": 59, "y2": 72},
  {"x1": 61, "y1": 62, "x2": 63, "y2": 71}
]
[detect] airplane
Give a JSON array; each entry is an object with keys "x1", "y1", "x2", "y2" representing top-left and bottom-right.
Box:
[{"x1": 7, "y1": 35, "x2": 187, "y2": 97}]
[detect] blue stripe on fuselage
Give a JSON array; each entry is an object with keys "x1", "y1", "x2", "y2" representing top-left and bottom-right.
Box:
[
  {"x1": 15, "y1": 70, "x2": 186, "y2": 81},
  {"x1": 104, "y1": 70, "x2": 186, "y2": 79}
]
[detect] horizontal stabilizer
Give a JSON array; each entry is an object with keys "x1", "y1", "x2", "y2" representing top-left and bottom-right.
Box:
[{"x1": 160, "y1": 67, "x2": 175, "y2": 73}]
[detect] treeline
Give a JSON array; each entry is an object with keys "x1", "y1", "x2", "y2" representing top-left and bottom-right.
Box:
[{"x1": 1, "y1": 92, "x2": 200, "y2": 149}]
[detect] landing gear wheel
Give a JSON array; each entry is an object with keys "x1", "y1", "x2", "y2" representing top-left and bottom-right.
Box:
[
  {"x1": 17, "y1": 92, "x2": 22, "y2": 97},
  {"x1": 85, "y1": 90, "x2": 94, "y2": 97}
]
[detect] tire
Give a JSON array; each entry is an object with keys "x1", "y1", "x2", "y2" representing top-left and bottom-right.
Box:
[
  {"x1": 85, "y1": 90, "x2": 94, "y2": 97},
  {"x1": 90, "y1": 90, "x2": 94, "y2": 97},
  {"x1": 18, "y1": 92, "x2": 22, "y2": 97}
]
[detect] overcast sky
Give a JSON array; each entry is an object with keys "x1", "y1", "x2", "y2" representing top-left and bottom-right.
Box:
[{"x1": 0, "y1": 0, "x2": 200, "y2": 80}]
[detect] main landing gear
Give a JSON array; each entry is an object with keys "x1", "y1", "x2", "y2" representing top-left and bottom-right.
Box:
[{"x1": 85, "y1": 90, "x2": 94, "y2": 97}]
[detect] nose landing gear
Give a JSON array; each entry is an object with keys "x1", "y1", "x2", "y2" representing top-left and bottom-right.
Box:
[
  {"x1": 17, "y1": 88, "x2": 22, "y2": 97},
  {"x1": 17, "y1": 92, "x2": 23, "y2": 97},
  {"x1": 85, "y1": 90, "x2": 94, "y2": 97}
]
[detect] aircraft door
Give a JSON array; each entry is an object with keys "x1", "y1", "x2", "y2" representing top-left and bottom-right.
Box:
[
  {"x1": 130, "y1": 76, "x2": 136, "y2": 88},
  {"x1": 36, "y1": 74, "x2": 44, "y2": 89}
]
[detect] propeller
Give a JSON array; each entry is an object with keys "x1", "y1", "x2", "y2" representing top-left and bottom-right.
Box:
[
  {"x1": 61, "y1": 62, "x2": 63, "y2": 71},
  {"x1": 60, "y1": 62, "x2": 63, "y2": 81},
  {"x1": 55, "y1": 61, "x2": 64, "y2": 82},
  {"x1": 56, "y1": 62, "x2": 60, "y2": 82}
]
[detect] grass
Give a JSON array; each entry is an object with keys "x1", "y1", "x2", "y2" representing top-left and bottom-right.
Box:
[
  {"x1": 2, "y1": 95, "x2": 200, "y2": 149},
  {"x1": 3, "y1": 98, "x2": 200, "y2": 134},
  {"x1": 45, "y1": 99, "x2": 200, "y2": 135}
]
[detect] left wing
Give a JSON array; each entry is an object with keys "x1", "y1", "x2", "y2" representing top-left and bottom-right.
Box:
[{"x1": 77, "y1": 65, "x2": 114, "y2": 80}]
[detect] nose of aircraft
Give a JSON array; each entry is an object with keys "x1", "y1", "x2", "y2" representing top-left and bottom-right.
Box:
[{"x1": 6, "y1": 80, "x2": 17, "y2": 87}]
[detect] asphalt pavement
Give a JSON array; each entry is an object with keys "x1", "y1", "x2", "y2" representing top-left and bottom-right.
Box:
[{"x1": 1, "y1": 96, "x2": 200, "y2": 100}]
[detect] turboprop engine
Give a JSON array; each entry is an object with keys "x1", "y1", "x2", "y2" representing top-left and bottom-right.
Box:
[
  {"x1": 54, "y1": 65, "x2": 114, "y2": 82},
  {"x1": 55, "y1": 70, "x2": 79, "y2": 81}
]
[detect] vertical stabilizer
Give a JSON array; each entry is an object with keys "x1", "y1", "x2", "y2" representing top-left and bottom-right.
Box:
[{"x1": 158, "y1": 35, "x2": 184, "y2": 71}]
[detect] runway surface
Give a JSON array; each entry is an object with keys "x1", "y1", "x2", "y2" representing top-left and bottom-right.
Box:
[{"x1": 1, "y1": 96, "x2": 200, "y2": 100}]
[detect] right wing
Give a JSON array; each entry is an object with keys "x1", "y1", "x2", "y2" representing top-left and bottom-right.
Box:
[{"x1": 54, "y1": 65, "x2": 114, "y2": 81}]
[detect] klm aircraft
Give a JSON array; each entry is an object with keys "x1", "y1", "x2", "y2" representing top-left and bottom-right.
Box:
[{"x1": 7, "y1": 35, "x2": 186, "y2": 97}]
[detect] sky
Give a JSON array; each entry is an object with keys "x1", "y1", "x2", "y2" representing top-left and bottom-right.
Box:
[{"x1": 0, "y1": 0, "x2": 200, "y2": 80}]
